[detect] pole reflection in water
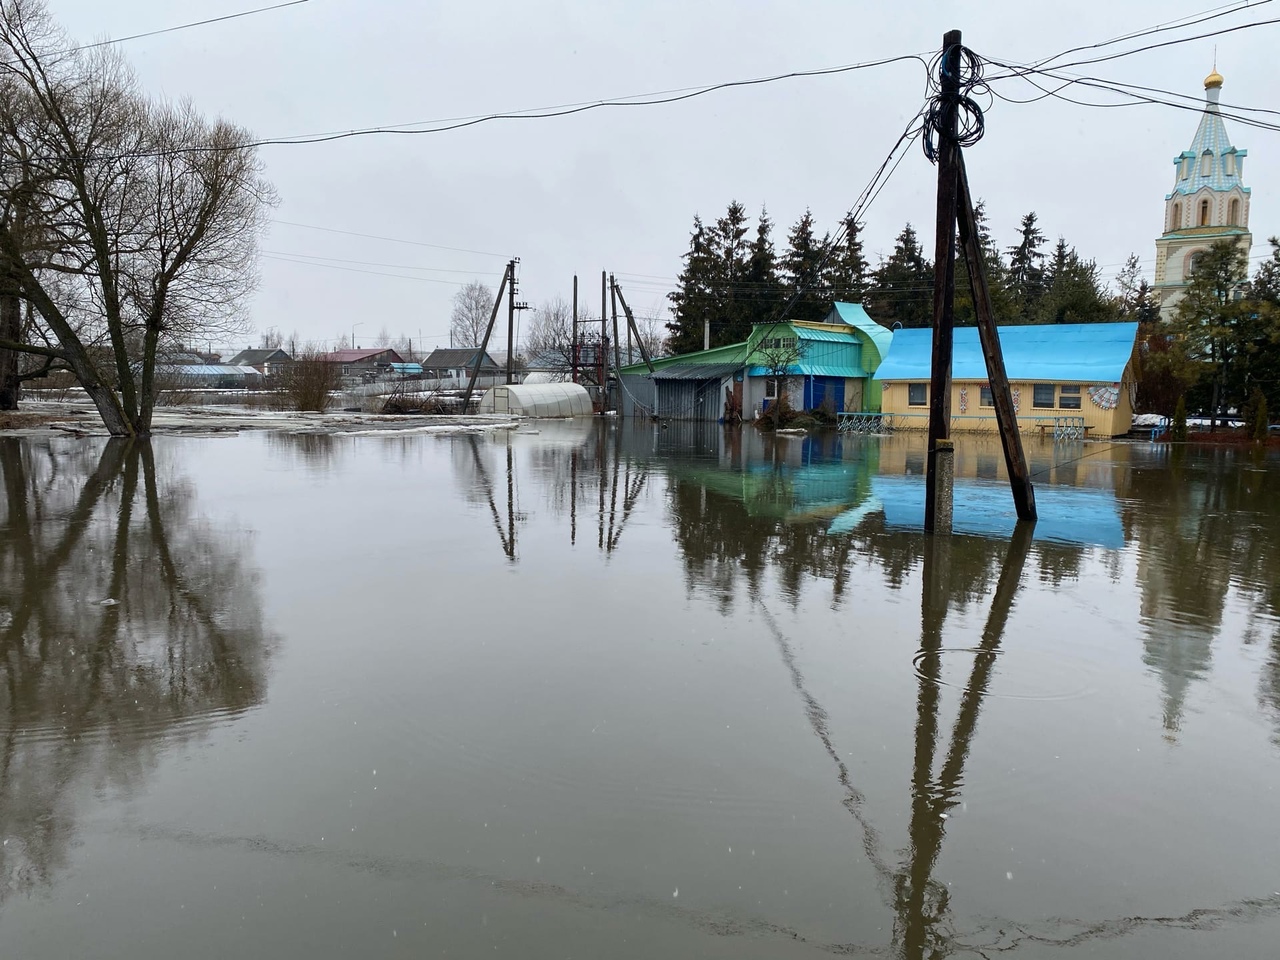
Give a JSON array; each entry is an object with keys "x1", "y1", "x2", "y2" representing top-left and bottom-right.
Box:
[
  {"x1": 459, "y1": 424, "x2": 649, "y2": 562},
  {"x1": 0, "y1": 438, "x2": 272, "y2": 904},
  {"x1": 898, "y1": 523, "x2": 1033, "y2": 958}
]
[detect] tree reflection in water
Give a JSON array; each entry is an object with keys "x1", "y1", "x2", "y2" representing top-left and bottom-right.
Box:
[{"x1": 0, "y1": 438, "x2": 272, "y2": 903}]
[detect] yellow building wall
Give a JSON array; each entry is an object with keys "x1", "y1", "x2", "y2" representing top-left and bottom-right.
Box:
[{"x1": 879, "y1": 375, "x2": 1135, "y2": 438}]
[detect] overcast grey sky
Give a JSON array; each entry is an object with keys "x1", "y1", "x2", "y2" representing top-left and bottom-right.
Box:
[{"x1": 51, "y1": 0, "x2": 1279, "y2": 354}]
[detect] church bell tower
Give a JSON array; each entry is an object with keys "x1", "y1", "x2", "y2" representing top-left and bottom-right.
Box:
[{"x1": 1152, "y1": 68, "x2": 1252, "y2": 319}]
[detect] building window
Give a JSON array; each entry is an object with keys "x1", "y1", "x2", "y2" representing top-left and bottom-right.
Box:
[
  {"x1": 1171, "y1": 202, "x2": 1181, "y2": 229},
  {"x1": 1059, "y1": 384, "x2": 1082, "y2": 410},
  {"x1": 765, "y1": 377, "x2": 781, "y2": 400},
  {"x1": 908, "y1": 383, "x2": 927, "y2": 406},
  {"x1": 1200, "y1": 152, "x2": 1212, "y2": 176},
  {"x1": 1032, "y1": 384, "x2": 1056, "y2": 409},
  {"x1": 1229, "y1": 198, "x2": 1240, "y2": 226},
  {"x1": 1225, "y1": 153, "x2": 1236, "y2": 176},
  {"x1": 1199, "y1": 199, "x2": 1211, "y2": 226},
  {"x1": 1180, "y1": 157, "x2": 1191, "y2": 180},
  {"x1": 759, "y1": 336, "x2": 796, "y2": 352},
  {"x1": 979, "y1": 385, "x2": 994, "y2": 407}
]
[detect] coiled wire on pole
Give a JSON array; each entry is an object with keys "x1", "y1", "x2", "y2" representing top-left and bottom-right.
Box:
[{"x1": 922, "y1": 43, "x2": 988, "y2": 162}]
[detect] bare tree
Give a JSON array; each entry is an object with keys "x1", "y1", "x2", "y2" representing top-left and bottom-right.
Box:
[
  {"x1": 450, "y1": 281, "x2": 494, "y2": 347},
  {"x1": 634, "y1": 311, "x2": 669, "y2": 360},
  {"x1": 0, "y1": 0, "x2": 275, "y2": 436},
  {"x1": 523, "y1": 296, "x2": 576, "y2": 372},
  {"x1": 755, "y1": 335, "x2": 803, "y2": 427}
]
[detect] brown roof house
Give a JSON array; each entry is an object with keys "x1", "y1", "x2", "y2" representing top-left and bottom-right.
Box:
[{"x1": 320, "y1": 348, "x2": 404, "y2": 377}]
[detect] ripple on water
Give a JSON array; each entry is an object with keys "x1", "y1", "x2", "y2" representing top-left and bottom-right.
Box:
[{"x1": 911, "y1": 646, "x2": 1098, "y2": 702}]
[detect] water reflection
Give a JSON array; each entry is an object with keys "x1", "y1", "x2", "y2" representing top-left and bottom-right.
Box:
[{"x1": 0, "y1": 439, "x2": 272, "y2": 903}]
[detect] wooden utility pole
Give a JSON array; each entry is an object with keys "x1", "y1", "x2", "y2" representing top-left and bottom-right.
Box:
[
  {"x1": 462, "y1": 263, "x2": 511, "y2": 410},
  {"x1": 925, "y1": 30, "x2": 963, "y2": 534},
  {"x1": 610, "y1": 273, "x2": 622, "y2": 381},
  {"x1": 956, "y1": 152, "x2": 1037, "y2": 520},
  {"x1": 601, "y1": 271, "x2": 609, "y2": 409},
  {"x1": 572, "y1": 274, "x2": 579, "y2": 384},
  {"x1": 612, "y1": 281, "x2": 655, "y2": 373}
]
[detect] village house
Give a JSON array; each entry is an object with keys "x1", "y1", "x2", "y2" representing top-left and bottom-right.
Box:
[
  {"x1": 320, "y1": 347, "x2": 404, "y2": 378},
  {"x1": 226, "y1": 348, "x2": 292, "y2": 378},
  {"x1": 618, "y1": 302, "x2": 890, "y2": 421},
  {"x1": 421, "y1": 347, "x2": 501, "y2": 380},
  {"x1": 874, "y1": 322, "x2": 1141, "y2": 438}
]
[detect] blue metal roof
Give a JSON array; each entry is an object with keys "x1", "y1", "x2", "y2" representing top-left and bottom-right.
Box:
[
  {"x1": 795, "y1": 327, "x2": 855, "y2": 343},
  {"x1": 846, "y1": 476, "x2": 1124, "y2": 548},
  {"x1": 1166, "y1": 95, "x2": 1249, "y2": 199},
  {"x1": 874, "y1": 322, "x2": 1139, "y2": 383},
  {"x1": 827, "y1": 302, "x2": 893, "y2": 370}
]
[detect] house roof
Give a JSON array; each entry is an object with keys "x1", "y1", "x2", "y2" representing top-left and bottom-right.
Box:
[
  {"x1": 650, "y1": 363, "x2": 744, "y2": 381},
  {"x1": 227, "y1": 348, "x2": 290, "y2": 365},
  {"x1": 825, "y1": 302, "x2": 893, "y2": 370},
  {"x1": 323, "y1": 348, "x2": 404, "y2": 363},
  {"x1": 159, "y1": 364, "x2": 259, "y2": 377},
  {"x1": 874, "y1": 322, "x2": 1139, "y2": 383},
  {"x1": 421, "y1": 347, "x2": 499, "y2": 369}
]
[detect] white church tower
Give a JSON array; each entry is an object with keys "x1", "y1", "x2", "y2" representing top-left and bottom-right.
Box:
[{"x1": 1152, "y1": 68, "x2": 1252, "y2": 319}]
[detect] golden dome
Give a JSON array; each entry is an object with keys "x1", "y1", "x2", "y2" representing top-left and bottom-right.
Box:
[{"x1": 1204, "y1": 69, "x2": 1224, "y2": 90}]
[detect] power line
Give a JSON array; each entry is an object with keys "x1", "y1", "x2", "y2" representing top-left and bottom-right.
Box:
[
  {"x1": 261, "y1": 254, "x2": 473, "y2": 286},
  {"x1": 269, "y1": 219, "x2": 510, "y2": 258},
  {"x1": 1018, "y1": 0, "x2": 1272, "y2": 71},
  {"x1": 72, "y1": 0, "x2": 311, "y2": 52},
  {"x1": 260, "y1": 249, "x2": 504, "y2": 276}
]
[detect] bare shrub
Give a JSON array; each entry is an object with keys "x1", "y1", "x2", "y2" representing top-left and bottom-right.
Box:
[{"x1": 277, "y1": 351, "x2": 340, "y2": 412}]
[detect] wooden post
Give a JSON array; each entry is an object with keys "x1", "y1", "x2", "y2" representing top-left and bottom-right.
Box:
[
  {"x1": 461, "y1": 263, "x2": 510, "y2": 411},
  {"x1": 925, "y1": 29, "x2": 962, "y2": 534},
  {"x1": 610, "y1": 274, "x2": 622, "y2": 385},
  {"x1": 601, "y1": 271, "x2": 609, "y2": 409},
  {"x1": 956, "y1": 151, "x2": 1037, "y2": 521}
]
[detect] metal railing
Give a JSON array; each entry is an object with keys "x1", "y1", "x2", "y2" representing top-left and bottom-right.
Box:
[{"x1": 837, "y1": 411, "x2": 1089, "y2": 441}]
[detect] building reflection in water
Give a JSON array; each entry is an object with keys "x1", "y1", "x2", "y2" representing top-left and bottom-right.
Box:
[{"x1": 0, "y1": 438, "x2": 273, "y2": 904}]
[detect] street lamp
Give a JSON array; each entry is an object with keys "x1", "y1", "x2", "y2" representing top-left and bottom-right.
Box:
[{"x1": 352, "y1": 322, "x2": 363, "y2": 350}]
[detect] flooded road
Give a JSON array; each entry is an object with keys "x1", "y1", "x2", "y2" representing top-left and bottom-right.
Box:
[{"x1": 1, "y1": 423, "x2": 1279, "y2": 958}]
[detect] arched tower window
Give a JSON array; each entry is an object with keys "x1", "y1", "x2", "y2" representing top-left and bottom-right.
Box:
[
  {"x1": 1172, "y1": 202, "x2": 1182, "y2": 229},
  {"x1": 1199, "y1": 199, "x2": 1211, "y2": 226},
  {"x1": 1225, "y1": 153, "x2": 1236, "y2": 176},
  {"x1": 1180, "y1": 157, "x2": 1191, "y2": 180},
  {"x1": 1229, "y1": 198, "x2": 1240, "y2": 225},
  {"x1": 1200, "y1": 152, "x2": 1212, "y2": 176}
]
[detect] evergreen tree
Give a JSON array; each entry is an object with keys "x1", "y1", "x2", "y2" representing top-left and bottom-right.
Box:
[
  {"x1": 667, "y1": 215, "x2": 715, "y2": 354},
  {"x1": 822, "y1": 213, "x2": 869, "y2": 307},
  {"x1": 781, "y1": 209, "x2": 829, "y2": 322},
  {"x1": 741, "y1": 207, "x2": 784, "y2": 333},
  {"x1": 1171, "y1": 239, "x2": 1253, "y2": 428},
  {"x1": 1007, "y1": 212, "x2": 1047, "y2": 323},
  {"x1": 1038, "y1": 238, "x2": 1117, "y2": 323},
  {"x1": 955, "y1": 199, "x2": 1014, "y2": 325},
  {"x1": 868, "y1": 223, "x2": 933, "y2": 328},
  {"x1": 666, "y1": 201, "x2": 753, "y2": 352}
]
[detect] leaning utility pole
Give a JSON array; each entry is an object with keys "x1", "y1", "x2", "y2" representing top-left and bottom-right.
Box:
[
  {"x1": 612, "y1": 280, "x2": 655, "y2": 374},
  {"x1": 610, "y1": 273, "x2": 622, "y2": 379},
  {"x1": 462, "y1": 263, "x2": 511, "y2": 410},
  {"x1": 924, "y1": 29, "x2": 1036, "y2": 531}
]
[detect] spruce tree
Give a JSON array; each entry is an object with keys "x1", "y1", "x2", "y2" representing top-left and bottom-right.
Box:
[
  {"x1": 823, "y1": 213, "x2": 869, "y2": 307},
  {"x1": 868, "y1": 223, "x2": 933, "y2": 328},
  {"x1": 667, "y1": 215, "x2": 715, "y2": 354},
  {"x1": 781, "y1": 209, "x2": 829, "y2": 322},
  {"x1": 742, "y1": 207, "x2": 784, "y2": 333},
  {"x1": 1007, "y1": 212, "x2": 1047, "y2": 323},
  {"x1": 955, "y1": 199, "x2": 1014, "y2": 325}
]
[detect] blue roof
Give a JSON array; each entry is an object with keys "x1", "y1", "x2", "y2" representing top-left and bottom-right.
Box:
[
  {"x1": 874, "y1": 322, "x2": 1138, "y2": 383},
  {"x1": 389, "y1": 362, "x2": 424, "y2": 374},
  {"x1": 826, "y1": 303, "x2": 893, "y2": 370},
  {"x1": 849, "y1": 476, "x2": 1124, "y2": 548},
  {"x1": 1167, "y1": 95, "x2": 1249, "y2": 199}
]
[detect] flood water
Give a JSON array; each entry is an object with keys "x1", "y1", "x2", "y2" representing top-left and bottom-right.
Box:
[{"x1": 2, "y1": 423, "x2": 1279, "y2": 959}]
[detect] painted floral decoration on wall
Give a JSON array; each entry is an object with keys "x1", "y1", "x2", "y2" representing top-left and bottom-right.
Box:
[{"x1": 1089, "y1": 385, "x2": 1120, "y2": 411}]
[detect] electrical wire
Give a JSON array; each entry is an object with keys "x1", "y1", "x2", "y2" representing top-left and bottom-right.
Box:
[
  {"x1": 71, "y1": 0, "x2": 311, "y2": 52},
  {"x1": 269, "y1": 219, "x2": 509, "y2": 258}
]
